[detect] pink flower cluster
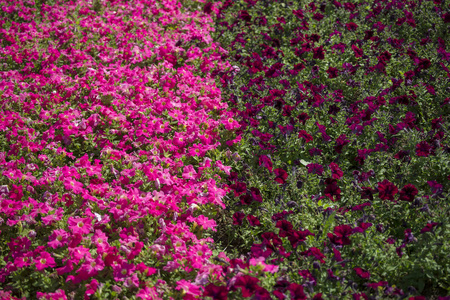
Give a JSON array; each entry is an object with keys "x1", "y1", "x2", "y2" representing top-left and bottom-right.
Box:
[{"x1": 0, "y1": 0, "x2": 238, "y2": 298}]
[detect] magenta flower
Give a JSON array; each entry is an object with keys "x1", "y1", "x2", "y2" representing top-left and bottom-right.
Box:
[
  {"x1": 48, "y1": 229, "x2": 69, "y2": 249},
  {"x1": 68, "y1": 217, "x2": 92, "y2": 235},
  {"x1": 35, "y1": 252, "x2": 56, "y2": 271}
]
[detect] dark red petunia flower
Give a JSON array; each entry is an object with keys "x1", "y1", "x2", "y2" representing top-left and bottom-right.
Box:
[
  {"x1": 287, "y1": 229, "x2": 314, "y2": 248},
  {"x1": 276, "y1": 220, "x2": 294, "y2": 237},
  {"x1": 443, "y1": 12, "x2": 450, "y2": 23},
  {"x1": 417, "y1": 58, "x2": 431, "y2": 70},
  {"x1": 394, "y1": 150, "x2": 410, "y2": 162},
  {"x1": 297, "y1": 112, "x2": 310, "y2": 124},
  {"x1": 420, "y1": 222, "x2": 440, "y2": 233},
  {"x1": 378, "y1": 179, "x2": 398, "y2": 201},
  {"x1": 235, "y1": 275, "x2": 260, "y2": 298},
  {"x1": 203, "y1": 2, "x2": 213, "y2": 14},
  {"x1": 354, "y1": 267, "x2": 371, "y2": 279},
  {"x1": 288, "y1": 283, "x2": 306, "y2": 300},
  {"x1": 326, "y1": 67, "x2": 339, "y2": 78},
  {"x1": 324, "y1": 178, "x2": 341, "y2": 202},
  {"x1": 329, "y1": 163, "x2": 343, "y2": 180},
  {"x1": 233, "y1": 212, "x2": 246, "y2": 225},
  {"x1": 312, "y1": 13, "x2": 324, "y2": 21},
  {"x1": 352, "y1": 45, "x2": 364, "y2": 58},
  {"x1": 301, "y1": 247, "x2": 326, "y2": 263},
  {"x1": 328, "y1": 224, "x2": 353, "y2": 246},
  {"x1": 203, "y1": 284, "x2": 228, "y2": 300},
  {"x1": 250, "y1": 187, "x2": 263, "y2": 203},
  {"x1": 231, "y1": 182, "x2": 247, "y2": 197},
  {"x1": 398, "y1": 184, "x2": 418, "y2": 202},
  {"x1": 247, "y1": 215, "x2": 261, "y2": 226},
  {"x1": 313, "y1": 46, "x2": 325, "y2": 59},
  {"x1": 298, "y1": 130, "x2": 313, "y2": 143},
  {"x1": 240, "y1": 194, "x2": 253, "y2": 205},
  {"x1": 239, "y1": 10, "x2": 252, "y2": 22},
  {"x1": 360, "y1": 187, "x2": 375, "y2": 201},
  {"x1": 334, "y1": 134, "x2": 350, "y2": 153},
  {"x1": 346, "y1": 22, "x2": 358, "y2": 31},
  {"x1": 259, "y1": 155, "x2": 273, "y2": 172},
  {"x1": 274, "y1": 168, "x2": 288, "y2": 184},
  {"x1": 416, "y1": 141, "x2": 432, "y2": 157},
  {"x1": 307, "y1": 163, "x2": 324, "y2": 176}
]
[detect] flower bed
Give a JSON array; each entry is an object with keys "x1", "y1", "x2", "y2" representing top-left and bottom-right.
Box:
[
  {"x1": 0, "y1": 0, "x2": 237, "y2": 298},
  {"x1": 211, "y1": 0, "x2": 450, "y2": 298}
]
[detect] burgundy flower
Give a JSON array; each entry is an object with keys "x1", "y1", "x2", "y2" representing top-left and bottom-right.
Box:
[
  {"x1": 352, "y1": 45, "x2": 364, "y2": 58},
  {"x1": 307, "y1": 163, "x2": 324, "y2": 176},
  {"x1": 361, "y1": 187, "x2": 375, "y2": 201},
  {"x1": 239, "y1": 10, "x2": 252, "y2": 22},
  {"x1": 233, "y1": 212, "x2": 246, "y2": 225},
  {"x1": 324, "y1": 178, "x2": 341, "y2": 202},
  {"x1": 297, "y1": 112, "x2": 310, "y2": 125},
  {"x1": 334, "y1": 134, "x2": 350, "y2": 153},
  {"x1": 309, "y1": 148, "x2": 322, "y2": 156},
  {"x1": 326, "y1": 67, "x2": 339, "y2": 78},
  {"x1": 313, "y1": 46, "x2": 325, "y2": 59},
  {"x1": 240, "y1": 194, "x2": 253, "y2": 205},
  {"x1": 203, "y1": 2, "x2": 213, "y2": 14},
  {"x1": 274, "y1": 168, "x2": 288, "y2": 184},
  {"x1": 287, "y1": 229, "x2": 314, "y2": 248},
  {"x1": 250, "y1": 187, "x2": 263, "y2": 203},
  {"x1": 346, "y1": 22, "x2": 358, "y2": 31},
  {"x1": 298, "y1": 130, "x2": 313, "y2": 143},
  {"x1": 261, "y1": 232, "x2": 283, "y2": 250},
  {"x1": 247, "y1": 215, "x2": 261, "y2": 226},
  {"x1": 231, "y1": 182, "x2": 247, "y2": 197},
  {"x1": 312, "y1": 13, "x2": 324, "y2": 21},
  {"x1": 420, "y1": 222, "x2": 440, "y2": 234},
  {"x1": 416, "y1": 141, "x2": 432, "y2": 157},
  {"x1": 417, "y1": 58, "x2": 431, "y2": 70},
  {"x1": 203, "y1": 284, "x2": 228, "y2": 300},
  {"x1": 235, "y1": 275, "x2": 260, "y2": 297},
  {"x1": 394, "y1": 150, "x2": 410, "y2": 162},
  {"x1": 301, "y1": 247, "x2": 326, "y2": 263},
  {"x1": 288, "y1": 283, "x2": 306, "y2": 300},
  {"x1": 443, "y1": 12, "x2": 450, "y2": 23},
  {"x1": 259, "y1": 155, "x2": 273, "y2": 172},
  {"x1": 329, "y1": 163, "x2": 343, "y2": 180},
  {"x1": 398, "y1": 184, "x2": 418, "y2": 202},
  {"x1": 354, "y1": 267, "x2": 371, "y2": 279},
  {"x1": 328, "y1": 224, "x2": 353, "y2": 246},
  {"x1": 276, "y1": 220, "x2": 294, "y2": 237},
  {"x1": 378, "y1": 179, "x2": 398, "y2": 201}
]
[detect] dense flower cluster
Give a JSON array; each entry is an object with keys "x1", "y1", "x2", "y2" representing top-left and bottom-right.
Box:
[
  {"x1": 0, "y1": 0, "x2": 237, "y2": 298},
  {"x1": 1, "y1": 0, "x2": 450, "y2": 298},
  {"x1": 212, "y1": 0, "x2": 450, "y2": 298}
]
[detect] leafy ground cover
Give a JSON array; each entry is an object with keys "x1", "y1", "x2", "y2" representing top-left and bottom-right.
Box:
[
  {"x1": 210, "y1": 0, "x2": 450, "y2": 299},
  {"x1": 1, "y1": 0, "x2": 450, "y2": 299}
]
